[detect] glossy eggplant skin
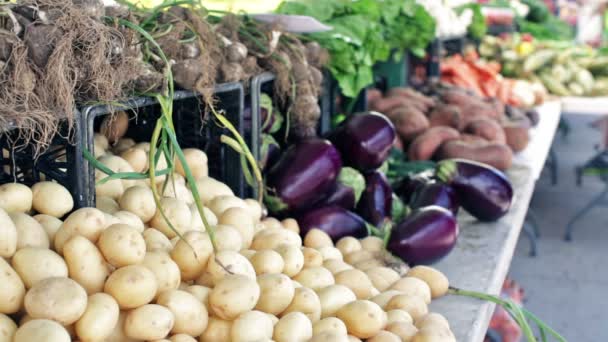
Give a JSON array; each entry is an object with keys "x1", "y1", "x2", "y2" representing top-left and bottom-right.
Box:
[
  {"x1": 266, "y1": 138, "x2": 342, "y2": 213},
  {"x1": 319, "y1": 182, "x2": 356, "y2": 210},
  {"x1": 298, "y1": 206, "x2": 368, "y2": 242},
  {"x1": 357, "y1": 171, "x2": 392, "y2": 226},
  {"x1": 394, "y1": 175, "x2": 431, "y2": 204},
  {"x1": 446, "y1": 159, "x2": 513, "y2": 222},
  {"x1": 387, "y1": 206, "x2": 458, "y2": 265},
  {"x1": 409, "y1": 182, "x2": 459, "y2": 216},
  {"x1": 330, "y1": 112, "x2": 396, "y2": 172}
]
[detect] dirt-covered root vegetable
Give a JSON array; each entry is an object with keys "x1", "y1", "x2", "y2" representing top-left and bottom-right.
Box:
[
  {"x1": 156, "y1": 290, "x2": 208, "y2": 336},
  {"x1": 0, "y1": 183, "x2": 32, "y2": 213},
  {"x1": 74, "y1": 293, "x2": 119, "y2": 342},
  {"x1": 385, "y1": 321, "x2": 418, "y2": 341},
  {"x1": 407, "y1": 266, "x2": 450, "y2": 299},
  {"x1": 255, "y1": 273, "x2": 296, "y2": 315},
  {"x1": 365, "y1": 267, "x2": 400, "y2": 292},
  {"x1": 24, "y1": 277, "x2": 87, "y2": 325},
  {"x1": 104, "y1": 265, "x2": 158, "y2": 309},
  {"x1": 62, "y1": 236, "x2": 109, "y2": 295},
  {"x1": 0, "y1": 257, "x2": 25, "y2": 314},
  {"x1": 31, "y1": 181, "x2": 74, "y2": 218},
  {"x1": 170, "y1": 231, "x2": 213, "y2": 281},
  {"x1": 389, "y1": 277, "x2": 432, "y2": 304},
  {"x1": 124, "y1": 304, "x2": 174, "y2": 340},
  {"x1": 334, "y1": 269, "x2": 374, "y2": 300},
  {"x1": 11, "y1": 248, "x2": 68, "y2": 288},
  {"x1": 13, "y1": 319, "x2": 70, "y2": 342},
  {"x1": 100, "y1": 111, "x2": 129, "y2": 144},
  {"x1": 293, "y1": 266, "x2": 335, "y2": 291},
  {"x1": 273, "y1": 311, "x2": 313, "y2": 342},
  {"x1": 175, "y1": 148, "x2": 208, "y2": 179},
  {"x1": 336, "y1": 300, "x2": 387, "y2": 339},
  {"x1": 385, "y1": 295, "x2": 428, "y2": 322},
  {"x1": 251, "y1": 250, "x2": 285, "y2": 275},
  {"x1": 304, "y1": 228, "x2": 334, "y2": 249},
  {"x1": 0, "y1": 209, "x2": 17, "y2": 258},
  {"x1": 229, "y1": 310, "x2": 274, "y2": 342},
  {"x1": 209, "y1": 274, "x2": 261, "y2": 320},
  {"x1": 282, "y1": 286, "x2": 322, "y2": 322},
  {"x1": 225, "y1": 42, "x2": 248, "y2": 63},
  {"x1": 9, "y1": 212, "x2": 49, "y2": 250},
  {"x1": 98, "y1": 224, "x2": 146, "y2": 267},
  {"x1": 141, "y1": 251, "x2": 181, "y2": 296},
  {"x1": 317, "y1": 285, "x2": 357, "y2": 319},
  {"x1": 206, "y1": 250, "x2": 256, "y2": 285}
]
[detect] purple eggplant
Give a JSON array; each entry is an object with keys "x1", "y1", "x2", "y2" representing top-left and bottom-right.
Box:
[
  {"x1": 394, "y1": 175, "x2": 431, "y2": 204},
  {"x1": 317, "y1": 167, "x2": 365, "y2": 210},
  {"x1": 266, "y1": 138, "x2": 342, "y2": 213},
  {"x1": 437, "y1": 159, "x2": 513, "y2": 222},
  {"x1": 330, "y1": 112, "x2": 396, "y2": 171},
  {"x1": 260, "y1": 134, "x2": 281, "y2": 171},
  {"x1": 357, "y1": 171, "x2": 392, "y2": 226},
  {"x1": 298, "y1": 206, "x2": 368, "y2": 242},
  {"x1": 387, "y1": 206, "x2": 458, "y2": 265},
  {"x1": 410, "y1": 182, "x2": 459, "y2": 215}
]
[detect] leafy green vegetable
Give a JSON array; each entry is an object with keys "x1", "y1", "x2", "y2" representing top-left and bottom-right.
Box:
[
  {"x1": 521, "y1": 0, "x2": 550, "y2": 23},
  {"x1": 517, "y1": 16, "x2": 574, "y2": 41},
  {"x1": 456, "y1": 3, "x2": 486, "y2": 40}
]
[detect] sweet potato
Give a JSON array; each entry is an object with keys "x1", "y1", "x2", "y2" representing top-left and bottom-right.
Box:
[
  {"x1": 367, "y1": 89, "x2": 383, "y2": 104},
  {"x1": 370, "y1": 96, "x2": 412, "y2": 115},
  {"x1": 388, "y1": 107, "x2": 430, "y2": 141},
  {"x1": 427, "y1": 104, "x2": 461, "y2": 129},
  {"x1": 459, "y1": 133, "x2": 488, "y2": 145},
  {"x1": 387, "y1": 88, "x2": 435, "y2": 108},
  {"x1": 502, "y1": 122, "x2": 530, "y2": 152},
  {"x1": 465, "y1": 118, "x2": 506, "y2": 144},
  {"x1": 408, "y1": 126, "x2": 460, "y2": 161},
  {"x1": 436, "y1": 140, "x2": 513, "y2": 170}
]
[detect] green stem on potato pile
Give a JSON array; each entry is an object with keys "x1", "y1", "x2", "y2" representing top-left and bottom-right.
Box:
[
  {"x1": 448, "y1": 287, "x2": 567, "y2": 342},
  {"x1": 221, "y1": 135, "x2": 255, "y2": 188}
]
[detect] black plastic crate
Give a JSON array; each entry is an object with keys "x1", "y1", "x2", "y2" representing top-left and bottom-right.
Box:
[
  {"x1": 81, "y1": 82, "x2": 246, "y2": 206},
  {"x1": 0, "y1": 117, "x2": 88, "y2": 208},
  {"x1": 408, "y1": 39, "x2": 441, "y2": 87},
  {"x1": 439, "y1": 35, "x2": 466, "y2": 57}
]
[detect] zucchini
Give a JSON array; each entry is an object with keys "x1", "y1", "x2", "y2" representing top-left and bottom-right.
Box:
[
  {"x1": 575, "y1": 69, "x2": 594, "y2": 94},
  {"x1": 524, "y1": 50, "x2": 557, "y2": 73},
  {"x1": 539, "y1": 73, "x2": 571, "y2": 96},
  {"x1": 567, "y1": 82, "x2": 585, "y2": 96}
]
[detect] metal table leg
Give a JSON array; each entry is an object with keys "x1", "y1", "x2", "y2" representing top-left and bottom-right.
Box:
[
  {"x1": 549, "y1": 147, "x2": 558, "y2": 186},
  {"x1": 564, "y1": 186, "x2": 608, "y2": 241},
  {"x1": 526, "y1": 209, "x2": 541, "y2": 238},
  {"x1": 523, "y1": 221, "x2": 538, "y2": 257}
]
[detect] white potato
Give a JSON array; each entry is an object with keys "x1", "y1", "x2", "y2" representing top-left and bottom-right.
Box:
[
  {"x1": 75, "y1": 293, "x2": 119, "y2": 342},
  {"x1": 31, "y1": 182, "x2": 73, "y2": 218},
  {"x1": 302, "y1": 247, "x2": 324, "y2": 268},
  {"x1": 335, "y1": 237, "x2": 362, "y2": 256},
  {"x1": 336, "y1": 300, "x2": 387, "y2": 339},
  {"x1": 318, "y1": 246, "x2": 343, "y2": 261},
  {"x1": 334, "y1": 269, "x2": 373, "y2": 300},
  {"x1": 113, "y1": 210, "x2": 145, "y2": 232},
  {"x1": 170, "y1": 230, "x2": 213, "y2": 280},
  {"x1": 366, "y1": 267, "x2": 400, "y2": 292},
  {"x1": 95, "y1": 173, "x2": 124, "y2": 201},
  {"x1": 97, "y1": 155, "x2": 136, "y2": 191},
  {"x1": 0, "y1": 208, "x2": 17, "y2": 257},
  {"x1": 14, "y1": 319, "x2": 70, "y2": 342},
  {"x1": 317, "y1": 285, "x2": 357, "y2": 318},
  {"x1": 213, "y1": 224, "x2": 243, "y2": 251},
  {"x1": 175, "y1": 148, "x2": 208, "y2": 179},
  {"x1": 348, "y1": 335, "x2": 362, "y2": 342},
  {"x1": 343, "y1": 250, "x2": 374, "y2": 266},
  {"x1": 293, "y1": 267, "x2": 335, "y2": 291},
  {"x1": 157, "y1": 181, "x2": 194, "y2": 205},
  {"x1": 411, "y1": 325, "x2": 456, "y2": 342},
  {"x1": 261, "y1": 217, "x2": 282, "y2": 230},
  {"x1": 353, "y1": 258, "x2": 383, "y2": 271},
  {"x1": 120, "y1": 147, "x2": 148, "y2": 172},
  {"x1": 323, "y1": 259, "x2": 353, "y2": 275},
  {"x1": 275, "y1": 244, "x2": 304, "y2": 277},
  {"x1": 282, "y1": 285, "x2": 322, "y2": 322},
  {"x1": 304, "y1": 229, "x2": 333, "y2": 249},
  {"x1": 309, "y1": 331, "x2": 350, "y2": 342},
  {"x1": 113, "y1": 137, "x2": 136, "y2": 154},
  {"x1": 0, "y1": 183, "x2": 32, "y2": 213},
  {"x1": 199, "y1": 317, "x2": 232, "y2": 342},
  {"x1": 385, "y1": 295, "x2": 428, "y2": 321},
  {"x1": 98, "y1": 223, "x2": 146, "y2": 267},
  {"x1": 386, "y1": 321, "x2": 418, "y2": 341},
  {"x1": 367, "y1": 330, "x2": 401, "y2": 342},
  {"x1": 96, "y1": 195, "x2": 120, "y2": 214},
  {"x1": 194, "y1": 177, "x2": 234, "y2": 204},
  {"x1": 11, "y1": 247, "x2": 68, "y2": 288},
  {"x1": 370, "y1": 290, "x2": 402, "y2": 309},
  {"x1": 142, "y1": 251, "x2": 181, "y2": 296},
  {"x1": 255, "y1": 273, "x2": 295, "y2": 315},
  {"x1": 134, "y1": 141, "x2": 151, "y2": 152},
  {"x1": 390, "y1": 277, "x2": 432, "y2": 304},
  {"x1": 0, "y1": 258, "x2": 24, "y2": 314},
  {"x1": 206, "y1": 250, "x2": 256, "y2": 285},
  {"x1": 104, "y1": 265, "x2": 158, "y2": 309},
  {"x1": 169, "y1": 334, "x2": 197, "y2": 342},
  {"x1": 208, "y1": 274, "x2": 260, "y2": 320},
  {"x1": 273, "y1": 312, "x2": 312, "y2": 342},
  {"x1": 184, "y1": 285, "x2": 211, "y2": 306},
  {"x1": 25, "y1": 277, "x2": 87, "y2": 325},
  {"x1": 0, "y1": 313, "x2": 17, "y2": 342},
  {"x1": 144, "y1": 228, "x2": 173, "y2": 252},
  {"x1": 251, "y1": 250, "x2": 284, "y2": 275},
  {"x1": 194, "y1": 271, "x2": 214, "y2": 287},
  {"x1": 32, "y1": 215, "x2": 62, "y2": 248},
  {"x1": 119, "y1": 185, "x2": 157, "y2": 222},
  {"x1": 208, "y1": 195, "x2": 248, "y2": 217},
  {"x1": 386, "y1": 309, "x2": 414, "y2": 325},
  {"x1": 313, "y1": 317, "x2": 348, "y2": 336},
  {"x1": 157, "y1": 290, "x2": 208, "y2": 336},
  {"x1": 360, "y1": 237, "x2": 383, "y2": 252},
  {"x1": 94, "y1": 133, "x2": 109, "y2": 151},
  {"x1": 230, "y1": 310, "x2": 273, "y2": 342},
  {"x1": 406, "y1": 266, "x2": 450, "y2": 299},
  {"x1": 10, "y1": 212, "x2": 49, "y2": 249},
  {"x1": 124, "y1": 304, "x2": 174, "y2": 340},
  {"x1": 415, "y1": 313, "x2": 450, "y2": 330},
  {"x1": 103, "y1": 311, "x2": 137, "y2": 342},
  {"x1": 63, "y1": 235, "x2": 109, "y2": 294},
  {"x1": 150, "y1": 197, "x2": 192, "y2": 238},
  {"x1": 252, "y1": 228, "x2": 301, "y2": 250},
  {"x1": 55, "y1": 207, "x2": 106, "y2": 253},
  {"x1": 281, "y1": 218, "x2": 299, "y2": 233},
  {"x1": 190, "y1": 204, "x2": 218, "y2": 231},
  {"x1": 218, "y1": 207, "x2": 254, "y2": 249},
  {"x1": 243, "y1": 198, "x2": 262, "y2": 222}
]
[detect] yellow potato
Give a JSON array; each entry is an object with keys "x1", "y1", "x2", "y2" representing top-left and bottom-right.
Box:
[
  {"x1": 142, "y1": 251, "x2": 181, "y2": 296},
  {"x1": 170, "y1": 230, "x2": 213, "y2": 281},
  {"x1": 367, "y1": 330, "x2": 401, "y2": 342},
  {"x1": 119, "y1": 185, "x2": 157, "y2": 222},
  {"x1": 94, "y1": 133, "x2": 109, "y2": 150},
  {"x1": 275, "y1": 244, "x2": 304, "y2": 277},
  {"x1": 334, "y1": 269, "x2": 373, "y2": 300},
  {"x1": 213, "y1": 224, "x2": 243, "y2": 251},
  {"x1": 386, "y1": 322, "x2": 418, "y2": 341},
  {"x1": 304, "y1": 229, "x2": 333, "y2": 249},
  {"x1": 309, "y1": 331, "x2": 350, "y2": 342},
  {"x1": 113, "y1": 137, "x2": 136, "y2": 154},
  {"x1": 0, "y1": 258, "x2": 24, "y2": 314},
  {"x1": 385, "y1": 295, "x2": 428, "y2": 321},
  {"x1": 96, "y1": 195, "x2": 120, "y2": 214},
  {"x1": 273, "y1": 312, "x2": 313, "y2": 342},
  {"x1": 353, "y1": 258, "x2": 383, "y2": 271},
  {"x1": 302, "y1": 247, "x2": 324, "y2": 268},
  {"x1": 102, "y1": 311, "x2": 137, "y2": 342},
  {"x1": 406, "y1": 266, "x2": 450, "y2": 299},
  {"x1": 104, "y1": 265, "x2": 158, "y2": 309},
  {"x1": 157, "y1": 181, "x2": 194, "y2": 205},
  {"x1": 360, "y1": 237, "x2": 383, "y2": 252},
  {"x1": 244, "y1": 198, "x2": 263, "y2": 222},
  {"x1": 175, "y1": 148, "x2": 208, "y2": 179},
  {"x1": 113, "y1": 210, "x2": 145, "y2": 232},
  {"x1": 281, "y1": 286, "x2": 321, "y2": 323},
  {"x1": 150, "y1": 197, "x2": 192, "y2": 238},
  {"x1": 0, "y1": 313, "x2": 17, "y2": 342},
  {"x1": 252, "y1": 227, "x2": 302, "y2": 250},
  {"x1": 348, "y1": 335, "x2": 362, "y2": 342},
  {"x1": 194, "y1": 177, "x2": 234, "y2": 205},
  {"x1": 230, "y1": 310, "x2": 274, "y2": 342},
  {"x1": 124, "y1": 304, "x2": 174, "y2": 340},
  {"x1": 293, "y1": 267, "x2": 335, "y2": 291},
  {"x1": 317, "y1": 246, "x2": 344, "y2": 261},
  {"x1": 184, "y1": 285, "x2": 211, "y2": 306},
  {"x1": 335, "y1": 237, "x2": 362, "y2": 256},
  {"x1": 144, "y1": 228, "x2": 173, "y2": 252},
  {"x1": 54, "y1": 207, "x2": 106, "y2": 253},
  {"x1": 336, "y1": 300, "x2": 387, "y2": 339},
  {"x1": 120, "y1": 147, "x2": 147, "y2": 173},
  {"x1": 386, "y1": 309, "x2": 414, "y2": 325},
  {"x1": 411, "y1": 325, "x2": 456, "y2": 342},
  {"x1": 343, "y1": 250, "x2": 375, "y2": 266},
  {"x1": 206, "y1": 250, "x2": 256, "y2": 285},
  {"x1": 25, "y1": 277, "x2": 87, "y2": 325},
  {"x1": 208, "y1": 274, "x2": 260, "y2": 320},
  {"x1": 251, "y1": 250, "x2": 285, "y2": 275},
  {"x1": 98, "y1": 223, "x2": 146, "y2": 267},
  {"x1": 97, "y1": 155, "x2": 136, "y2": 190},
  {"x1": 0, "y1": 183, "x2": 32, "y2": 213},
  {"x1": 218, "y1": 207, "x2": 254, "y2": 249},
  {"x1": 317, "y1": 285, "x2": 357, "y2": 319},
  {"x1": 190, "y1": 204, "x2": 218, "y2": 231},
  {"x1": 14, "y1": 319, "x2": 70, "y2": 342},
  {"x1": 32, "y1": 214, "x2": 62, "y2": 247},
  {"x1": 370, "y1": 290, "x2": 402, "y2": 309},
  {"x1": 0, "y1": 209, "x2": 17, "y2": 258},
  {"x1": 199, "y1": 317, "x2": 232, "y2": 342},
  {"x1": 10, "y1": 212, "x2": 49, "y2": 250},
  {"x1": 313, "y1": 317, "x2": 348, "y2": 336},
  {"x1": 415, "y1": 313, "x2": 450, "y2": 330},
  {"x1": 390, "y1": 277, "x2": 432, "y2": 304},
  {"x1": 11, "y1": 247, "x2": 68, "y2": 288},
  {"x1": 261, "y1": 217, "x2": 282, "y2": 230},
  {"x1": 157, "y1": 290, "x2": 208, "y2": 336},
  {"x1": 207, "y1": 195, "x2": 248, "y2": 217},
  {"x1": 323, "y1": 259, "x2": 353, "y2": 275},
  {"x1": 63, "y1": 236, "x2": 109, "y2": 294},
  {"x1": 31, "y1": 181, "x2": 73, "y2": 218},
  {"x1": 366, "y1": 267, "x2": 400, "y2": 292},
  {"x1": 281, "y1": 218, "x2": 300, "y2": 234},
  {"x1": 255, "y1": 273, "x2": 295, "y2": 315},
  {"x1": 169, "y1": 334, "x2": 198, "y2": 342},
  {"x1": 75, "y1": 293, "x2": 119, "y2": 342}
]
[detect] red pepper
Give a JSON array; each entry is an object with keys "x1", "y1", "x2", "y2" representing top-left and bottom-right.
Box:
[{"x1": 521, "y1": 33, "x2": 534, "y2": 42}]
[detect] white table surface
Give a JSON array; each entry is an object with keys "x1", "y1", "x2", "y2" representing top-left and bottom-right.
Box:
[
  {"x1": 561, "y1": 96, "x2": 608, "y2": 115},
  {"x1": 430, "y1": 101, "x2": 563, "y2": 342}
]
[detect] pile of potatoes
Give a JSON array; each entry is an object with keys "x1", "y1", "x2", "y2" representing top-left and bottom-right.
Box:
[{"x1": 0, "y1": 134, "x2": 457, "y2": 342}]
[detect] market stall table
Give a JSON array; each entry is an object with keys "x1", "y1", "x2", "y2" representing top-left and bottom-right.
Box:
[
  {"x1": 429, "y1": 100, "x2": 562, "y2": 342},
  {"x1": 561, "y1": 96, "x2": 608, "y2": 116}
]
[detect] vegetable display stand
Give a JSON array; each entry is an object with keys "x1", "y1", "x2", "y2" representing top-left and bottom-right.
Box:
[
  {"x1": 322, "y1": 70, "x2": 368, "y2": 122},
  {"x1": 81, "y1": 82, "x2": 246, "y2": 206},
  {"x1": 0, "y1": 118, "x2": 88, "y2": 209},
  {"x1": 373, "y1": 51, "x2": 410, "y2": 91},
  {"x1": 439, "y1": 35, "x2": 466, "y2": 57},
  {"x1": 409, "y1": 39, "x2": 441, "y2": 87}
]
